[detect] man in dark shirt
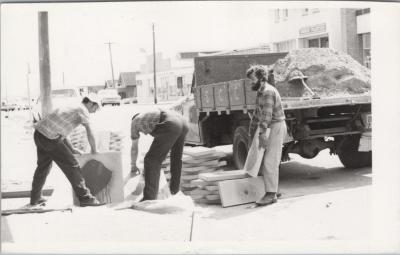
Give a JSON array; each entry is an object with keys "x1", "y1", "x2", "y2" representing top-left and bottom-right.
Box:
[{"x1": 130, "y1": 109, "x2": 189, "y2": 201}]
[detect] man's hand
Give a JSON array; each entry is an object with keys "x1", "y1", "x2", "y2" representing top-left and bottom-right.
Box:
[
  {"x1": 131, "y1": 165, "x2": 141, "y2": 177},
  {"x1": 259, "y1": 133, "x2": 269, "y2": 149},
  {"x1": 249, "y1": 124, "x2": 258, "y2": 138},
  {"x1": 72, "y1": 148, "x2": 84, "y2": 155}
]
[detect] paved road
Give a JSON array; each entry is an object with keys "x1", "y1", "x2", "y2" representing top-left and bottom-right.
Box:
[{"x1": 1, "y1": 104, "x2": 372, "y2": 252}]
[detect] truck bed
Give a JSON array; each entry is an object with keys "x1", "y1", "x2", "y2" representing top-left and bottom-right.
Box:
[{"x1": 195, "y1": 79, "x2": 371, "y2": 113}]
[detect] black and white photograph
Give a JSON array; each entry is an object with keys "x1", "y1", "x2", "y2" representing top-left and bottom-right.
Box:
[{"x1": 1, "y1": 1, "x2": 399, "y2": 254}]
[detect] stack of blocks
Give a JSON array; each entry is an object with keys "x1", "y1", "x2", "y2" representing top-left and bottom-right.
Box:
[
  {"x1": 69, "y1": 126, "x2": 88, "y2": 152},
  {"x1": 162, "y1": 146, "x2": 227, "y2": 205},
  {"x1": 69, "y1": 126, "x2": 124, "y2": 153},
  {"x1": 108, "y1": 131, "x2": 124, "y2": 152}
]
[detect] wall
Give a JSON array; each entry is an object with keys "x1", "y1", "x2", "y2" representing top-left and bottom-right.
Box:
[
  {"x1": 341, "y1": 8, "x2": 363, "y2": 64},
  {"x1": 268, "y1": 8, "x2": 345, "y2": 53},
  {"x1": 357, "y1": 13, "x2": 370, "y2": 34}
]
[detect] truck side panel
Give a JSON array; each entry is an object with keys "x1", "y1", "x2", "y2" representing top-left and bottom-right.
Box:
[{"x1": 194, "y1": 53, "x2": 287, "y2": 86}]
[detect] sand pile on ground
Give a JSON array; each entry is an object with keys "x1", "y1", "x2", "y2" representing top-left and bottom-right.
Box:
[{"x1": 268, "y1": 48, "x2": 371, "y2": 97}]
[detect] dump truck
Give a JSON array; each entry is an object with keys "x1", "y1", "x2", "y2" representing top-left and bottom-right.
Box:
[{"x1": 176, "y1": 50, "x2": 371, "y2": 169}]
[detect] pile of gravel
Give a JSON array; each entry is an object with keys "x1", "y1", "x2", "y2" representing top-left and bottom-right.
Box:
[{"x1": 268, "y1": 48, "x2": 371, "y2": 97}]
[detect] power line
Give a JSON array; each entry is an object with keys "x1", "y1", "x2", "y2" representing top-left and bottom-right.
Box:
[
  {"x1": 152, "y1": 23, "x2": 157, "y2": 104},
  {"x1": 105, "y1": 42, "x2": 116, "y2": 86}
]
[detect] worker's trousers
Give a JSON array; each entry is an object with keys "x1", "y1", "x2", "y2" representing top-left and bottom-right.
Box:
[
  {"x1": 143, "y1": 111, "x2": 189, "y2": 200},
  {"x1": 30, "y1": 131, "x2": 93, "y2": 204},
  {"x1": 261, "y1": 121, "x2": 287, "y2": 193}
]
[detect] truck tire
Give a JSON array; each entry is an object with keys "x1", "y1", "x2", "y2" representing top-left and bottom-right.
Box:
[
  {"x1": 233, "y1": 126, "x2": 251, "y2": 169},
  {"x1": 338, "y1": 135, "x2": 372, "y2": 169}
]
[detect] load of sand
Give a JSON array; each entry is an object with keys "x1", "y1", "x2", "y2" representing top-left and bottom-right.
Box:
[{"x1": 268, "y1": 48, "x2": 371, "y2": 97}]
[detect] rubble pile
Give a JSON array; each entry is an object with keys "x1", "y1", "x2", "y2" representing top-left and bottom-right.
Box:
[{"x1": 268, "y1": 48, "x2": 371, "y2": 97}]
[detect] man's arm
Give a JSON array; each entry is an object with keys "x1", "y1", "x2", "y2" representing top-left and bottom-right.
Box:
[
  {"x1": 82, "y1": 122, "x2": 97, "y2": 154},
  {"x1": 258, "y1": 90, "x2": 275, "y2": 148},
  {"x1": 131, "y1": 138, "x2": 140, "y2": 173},
  {"x1": 130, "y1": 119, "x2": 141, "y2": 174},
  {"x1": 258, "y1": 90, "x2": 274, "y2": 134},
  {"x1": 249, "y1": 113, "x2": 259, "y2": 137}
]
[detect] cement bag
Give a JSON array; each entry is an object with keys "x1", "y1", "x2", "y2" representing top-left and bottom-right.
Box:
[
  {"x1": 243, "y1": 127, "x2": 270, "y2": 177},
  {"x1": 130, "y1": 191, "x2": 194, "y2": 214},
  {"x1": 131, "y1": 169, "x2": 171, "y2": 199}
]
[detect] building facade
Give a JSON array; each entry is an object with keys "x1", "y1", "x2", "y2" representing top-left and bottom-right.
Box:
[
  {"x1": 267, "y1": 8, "x2": 371, "y2": 68},
  {"x1": 135, "y1": 52, "x2": 198, "y2": 103},
  {"x1": 136, "y1": 66, "x2": 193, "y2": 103},
  {"x1": 116, "y1": 72, "x2": 139, "y2": 99}
]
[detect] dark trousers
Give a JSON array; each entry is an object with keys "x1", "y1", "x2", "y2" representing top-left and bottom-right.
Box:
[
  {"x1": 31, "y1": 130, "x2": 93, "y2": 204},
  {"x1": 143, "y1": 111, "x2": 189, "y2": 200}
]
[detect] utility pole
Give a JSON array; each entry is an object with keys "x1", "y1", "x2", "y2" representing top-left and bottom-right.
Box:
[
  {"x1": 26, "y1": 63, "x2": 32, "y2": 118},
  {"x1": 62, "y1": 72, "x2": 65, "y2": 88},
  {"x1": 152, "y1": 23, "x2": 157, "y2": 104},
  {"x1": 105, "y1": 42, "x2": 115, "y2": 87},
  {"x1": 38, "y1": 11, "x2": 52, "y2": 117}
]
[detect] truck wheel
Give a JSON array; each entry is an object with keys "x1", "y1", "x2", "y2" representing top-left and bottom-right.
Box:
[
  {"x1": 233, "y1": 126, "x2": 251, "y2": 170},
  {"x1": 338, "y1": 135, "x2": 372, "y2": 169}
]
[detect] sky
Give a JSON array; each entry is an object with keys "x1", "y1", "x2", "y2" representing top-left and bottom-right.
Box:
[{"x1": 1, "y1": 1, "x2": 275, "y2": 99}]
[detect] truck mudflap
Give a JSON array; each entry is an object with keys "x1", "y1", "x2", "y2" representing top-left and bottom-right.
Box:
[{"x1": 358, "y1": 132, "x2": 371, "y2": 152}]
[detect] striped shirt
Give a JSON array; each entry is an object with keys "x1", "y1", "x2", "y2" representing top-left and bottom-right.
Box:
[
  {"x1": 252, "y1": 82, "x2": 285, "y2": 133},
  {"x1": 34, "y1": 104, "x2": 90, "y2": 139},
  {"x1": 131, "y1": 109, "x2": 161, "y2": 139}
]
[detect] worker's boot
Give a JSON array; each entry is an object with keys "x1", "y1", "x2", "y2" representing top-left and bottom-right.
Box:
[
  {"x1": 30, "y1": 196, "x2": 48, "y2": 206},
  {"x1": 255, "y1": 192, "x2": 278, "y2": 206},
  {"x1": 79, "y1": 196, "x2": 105, "y2": 207}
]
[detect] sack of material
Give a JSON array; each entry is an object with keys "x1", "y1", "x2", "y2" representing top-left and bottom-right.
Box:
[
  {"x1": 130, "y1": 191, "x2": 194, "y2": 214},
  {"x1": 243, "y1": 127, "x2": 270, "y2": 177}
]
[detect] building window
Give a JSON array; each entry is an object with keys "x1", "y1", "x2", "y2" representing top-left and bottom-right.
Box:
[
  {"x1": 362, "y1": 33, "x2": 371, "y2": 68},
  {"x1": 274, "y1": 9, "x2": 280, "y2": 23},
  {"x1": 275, "y1": 39, "x2": 296, "y2": 52},
  {"x1": 308, "y1": 38, "x2": 319, "y2": 48},
  {"x1": 356, "y1": 8, "x2": 370, "y2": 16},
  {"x1": 302, "y1": 8, "x2": 309, "y2": 16},
  {"x1": 307, "y1": 36, "x2": 329, "y2": 48},
  {"x1": 320, "y1": 37, "x2": 329, "y2": 48},
  {"x1": 282, "y1": 9, "x2": 288, "y2": 20}
]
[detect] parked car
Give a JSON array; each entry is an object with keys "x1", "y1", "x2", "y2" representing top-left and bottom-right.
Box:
[
  {"x1": 1, "y1": 102, "x2": 17, "y2": 112},
  {"x1": 121, "y1": 97, "x2": 138, "y2": 104},
  {"x1": 97, "y1": 89, "x2": 121, "y2": 106},
  {"x1": 14, "y1": 98, "x2": 33, "y2": 110}
]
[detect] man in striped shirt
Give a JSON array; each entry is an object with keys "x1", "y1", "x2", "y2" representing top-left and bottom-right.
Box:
[
  {"x1": 247, "y1": 65, "x2": 287, "y2": 206},
  {"x1": 130, "y1": 109, "x2": 188, "y2": 201},
  {"x1": 31, "y1": 96, "x2": 104, "y2": 207}
]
